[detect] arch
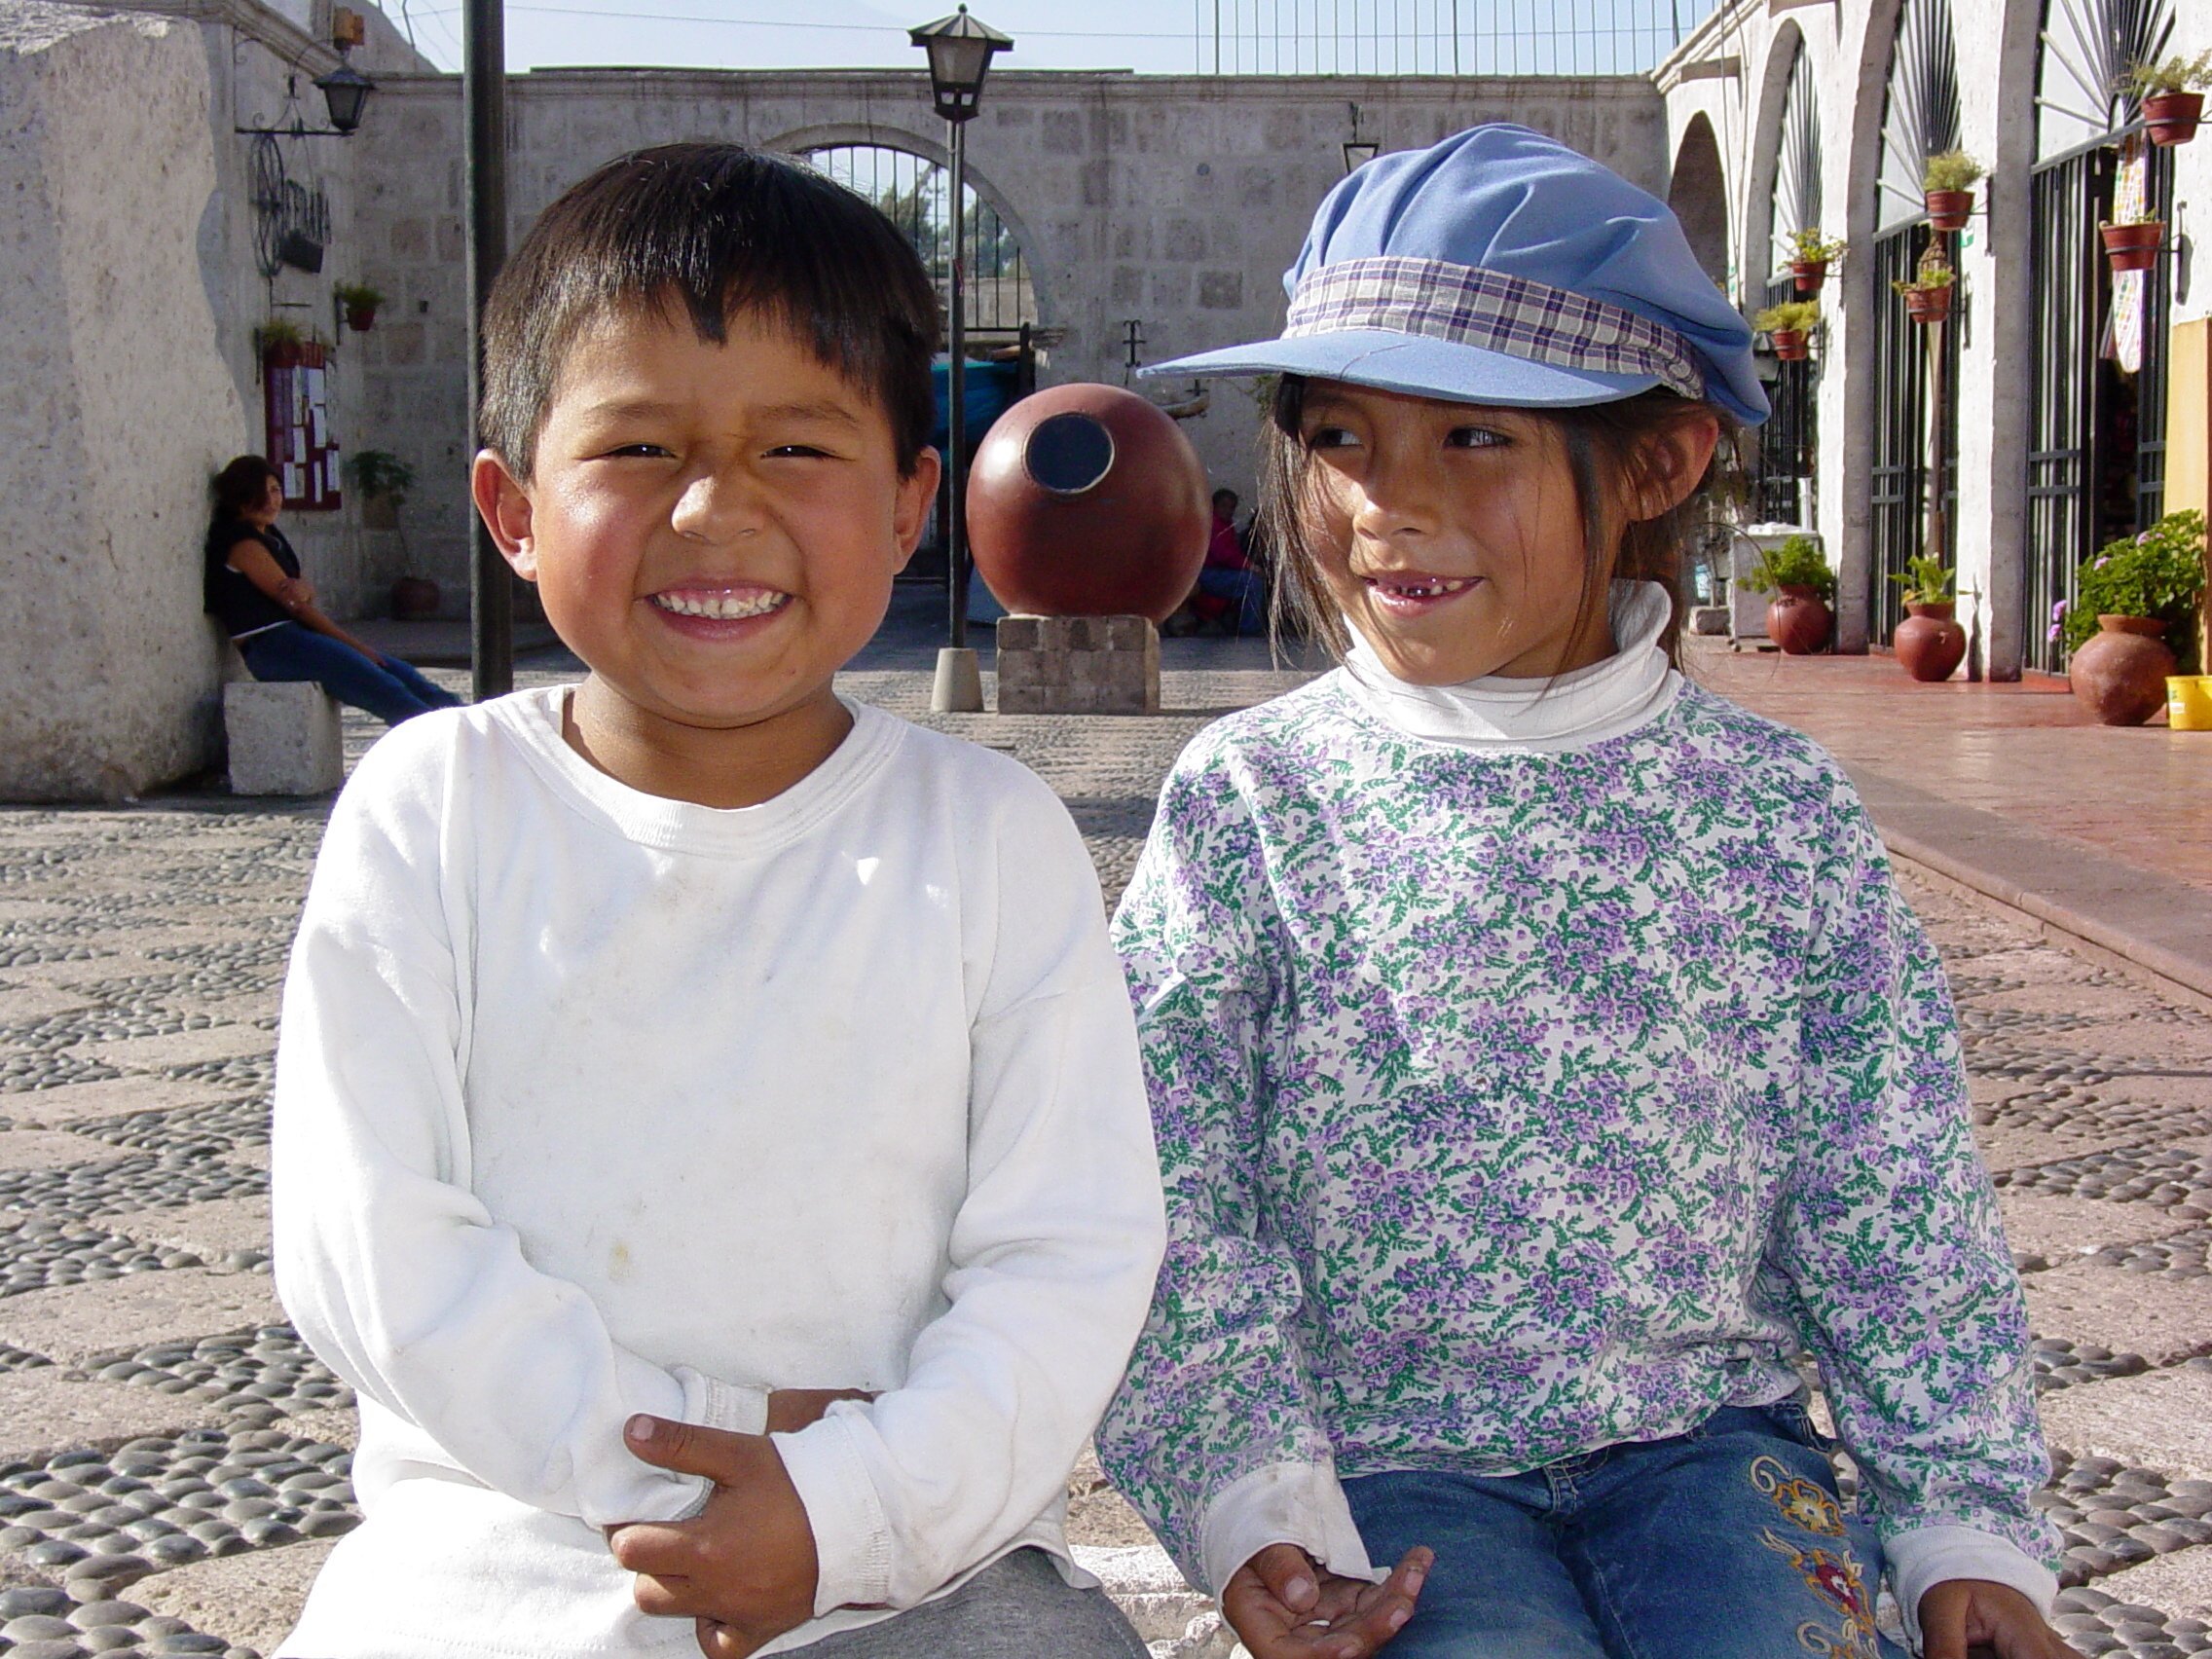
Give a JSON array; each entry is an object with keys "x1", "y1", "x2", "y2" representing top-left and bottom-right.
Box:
[
  {"x1": 1743, "y1": 21, "x2": 1811, "y2": 286},
  {"x1": 761, "y1": 121, "x2": 1058, "y2": 332},
  {"x1": 1767, "y1": 33, "x2": 1824, "y2": 277},
  {"x1": 1667, "y1": 114, "x2": 1729, "y2": 285},
  {"x1": 2035, "y1": 0, "x2": 2173, "y2": 161},
  {"x1": 1874, "y1": 0, "x2": 1962, "y2": 233}
]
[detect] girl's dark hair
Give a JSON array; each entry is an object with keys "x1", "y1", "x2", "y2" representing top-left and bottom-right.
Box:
[
  {"x1": 1258, "y1": 379, "x2": 1740, "y2": 668},
  {"x1": 210, "y1": 456, "x2": 280, "y2": 526},
  {"x1": 481, "y1": 143, "x2": 940, "y2": 482}
]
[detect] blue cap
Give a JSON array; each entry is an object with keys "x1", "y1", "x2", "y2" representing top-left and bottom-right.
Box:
[{"x1": 1150, "y1": 124, "x2": 1768, "y2": 426}]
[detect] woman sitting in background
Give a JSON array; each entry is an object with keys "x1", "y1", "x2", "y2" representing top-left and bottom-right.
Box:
[{"x1": 204, "y1": 456, "x2": 461, "y2": 725}]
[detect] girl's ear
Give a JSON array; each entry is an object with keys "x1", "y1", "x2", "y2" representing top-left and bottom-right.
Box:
[{"x1": 1625, "y1": 410, "x2": 1721, "y2": 524}]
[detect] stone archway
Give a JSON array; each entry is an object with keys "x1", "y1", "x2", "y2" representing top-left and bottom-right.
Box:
[{"x1": 1668, "y1": 114, "x2": 1729, "y2": 285}]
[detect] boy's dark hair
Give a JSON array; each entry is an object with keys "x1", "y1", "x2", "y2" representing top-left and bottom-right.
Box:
[
  {"x1": 211, "y1": 455, "x2": 281, "y2": 525},
  {"x1": 1258, "y1": 380, "x2": 1738, "y2": 667},
  {"x1": 481, "y1": 143, "x2": 940, "y2": 481}
]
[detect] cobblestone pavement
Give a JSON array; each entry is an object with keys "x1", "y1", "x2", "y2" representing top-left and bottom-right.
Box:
[{"x1": 5, "y1": 657, "x2": 2212, "y2": 1659}]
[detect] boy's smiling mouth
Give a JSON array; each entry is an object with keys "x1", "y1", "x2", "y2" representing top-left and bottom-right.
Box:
[{"x1": 647, "y1": 584, "x2": 792, "y2": 622}]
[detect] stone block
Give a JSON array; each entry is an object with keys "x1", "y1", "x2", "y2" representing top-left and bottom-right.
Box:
[
  {"x1": 128, "y1": 1536, "x2": 338, "y2": 1657},
  {"x1": 223, "y1": 682, "x2": 342, "y2": 796},
  {"x1": 2038, "y1": 1366, "x2": 2212, "y2": 1482},
  {"x1": 0, "y1": 1371, "x2": 223, "y2": 1464},
  {"x1": 0, "y1": 1268, "x2": 285, "y2": 1368},
  {"x1": 997, "y1": 614, "x2": 1161, "y2": 716}
]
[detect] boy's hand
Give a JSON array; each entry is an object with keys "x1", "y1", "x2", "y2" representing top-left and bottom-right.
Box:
[
  {"x1": 764, "y1": 1388, "x2": 874, "y2": 1434},
  {"x1": 1919, "y1": 1579, "x2": 2083, "y2": 1658},
  {"x1": 1223, "y1": 1542, "x2": 1432, "y2": 1659},
  {"x1": 609, "y1": 1416, "x2": 819, "y2": 1659}
]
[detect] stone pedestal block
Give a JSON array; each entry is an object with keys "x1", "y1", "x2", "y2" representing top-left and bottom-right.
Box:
[
  {"x1": 224, "y1": 682, "x2": 343, "y2": 795},
  {"x1": 996, "y1": 614, "x2": 1161, "y2": 716}
]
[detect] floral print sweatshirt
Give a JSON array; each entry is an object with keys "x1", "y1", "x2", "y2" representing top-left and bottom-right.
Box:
[{"x1": 1095, "y1": 586, "x2": 2058, "y2": 1632}]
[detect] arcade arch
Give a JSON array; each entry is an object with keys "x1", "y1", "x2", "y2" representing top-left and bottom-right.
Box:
[{"x1": 1668, "y1": 113, "x2": 1729, "y2": 285}]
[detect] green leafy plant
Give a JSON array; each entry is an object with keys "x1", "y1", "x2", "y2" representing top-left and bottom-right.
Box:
[
  {"x1": 1890, "y1": 554, "x2": 1957, "y2": 606},
  {"x1": 334, "y1": 281, "x2": 385, "y2": 311},
  {"x1": 1893, "y1": 248, "x2": 1957, "y2": 295},
  {"x1": 2055, "y1": 509, "x2": 2207, "y2": 672},
  {"x1": 2120, "y1": 50, "x2": 2212, "y2": 95},
  {"x1": 257, "y1": 318, "x2": 305, "y2": 350},
  {"x1": 2103, "y1": 203, "x2": 2166, "y2": 228},
  {"x1": 1922, "y1": 150, "x2": 1986, "y2": 193},
  {"x1": 1786, "y1": 228, "x2": 1847, "y2": 263},
  {"x1": 1744, "y1": 534, "x2": 1835, "y2": 601},
  {"x1": 344, "y1": 449, "x2": 414, "y2": 506},
  {"x1": 1753, "y1": 300, "x2": 1822, "y2": 334}
]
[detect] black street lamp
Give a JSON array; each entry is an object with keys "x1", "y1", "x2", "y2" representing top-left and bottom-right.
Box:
[
  {"x1": 314, "y1": 61, "x2": 375, "y2": 136},
  {"x1": 910, "y1": 5, "x2": 1012, "y2": 714}
]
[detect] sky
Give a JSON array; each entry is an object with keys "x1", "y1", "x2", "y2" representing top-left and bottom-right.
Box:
[{"x1": 387, "y1": 0, "x2": 1709, "y2": 79}]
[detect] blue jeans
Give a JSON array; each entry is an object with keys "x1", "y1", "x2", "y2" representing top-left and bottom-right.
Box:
[
  {"x1": 1196, "y1": 568, "x2": 1267, "y2": 635},
  {"x1": 239, "y1": 623, "x2": 462, "y2": 725},
  {"x1": 1344, "y1": 1400, "x2": 1905, "y2": 1659}
]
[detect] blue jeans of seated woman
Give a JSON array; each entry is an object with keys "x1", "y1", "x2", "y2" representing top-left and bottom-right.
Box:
[
  {"x1": 239, "y1": 623, "x2": 462, "y2": 726},
  {"x1": 1344, "y1": 1400, "x2": 1905, "y2": 1659}
]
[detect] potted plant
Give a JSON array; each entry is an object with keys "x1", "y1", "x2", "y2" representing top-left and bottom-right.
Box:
[
  {"x1": 344, "y1": 450, "x2": 439, "y2": 620},
  {"x1": 1892, "y1": 249, "x2": 1956, "y2": 323},
  {"x1": 257, "y1": 317, "x2": 308, "y2": 365},
  {"x1": 2056, "y1": 509, "x2": 2206, "y2": 724},
  {"x1": 2100, "y1": 204, "x2": 2165, "y2": 273},
  {"x1": 2122, "y1": 50, "x2": 2212, "y2": 145},
  {"x1": 1889, "y1": 554, "x2": 1968, "y2": 682},
  {"x1": 1922, "y1": 150, "x2": 1984, "y2": 231},
  {"x1": 1753, "y1": 300, "x2": 1821, "y2": 361},
  {"x1": 1744, "y1": 533, "x2": 1835, "y2": 654},
  {"x1": 1785, "y1": 228, "x2": 1846, "y2": 294},
  {"x1": 335, "y1": 281, "x2": 385, "y2": 333}
]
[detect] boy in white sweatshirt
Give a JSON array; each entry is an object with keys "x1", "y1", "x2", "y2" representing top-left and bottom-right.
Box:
[{"x1": 270, "y1": 143, "x2": 1166, "y2": 1659}]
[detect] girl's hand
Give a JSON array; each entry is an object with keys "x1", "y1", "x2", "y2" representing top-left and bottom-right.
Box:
[
  {"x1": 1918, "y1": 1579, "x2": 2082, "y2": 1658},
  {"x1": 1222, "y1": 1542, "x2": 1432, "y2": 1659}
]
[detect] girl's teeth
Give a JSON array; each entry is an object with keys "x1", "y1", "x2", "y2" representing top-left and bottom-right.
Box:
[
  {"x1": 651, "y1": 590, "x2": 789, "y2": 620},
  {"x1": 1378, "y1": 576, "x2": 1473, "y2": 598}
]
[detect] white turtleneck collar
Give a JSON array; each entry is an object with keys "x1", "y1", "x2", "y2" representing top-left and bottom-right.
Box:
[{"x1": 1338, "y1": 579, "x2": 1682, "y2": 754}]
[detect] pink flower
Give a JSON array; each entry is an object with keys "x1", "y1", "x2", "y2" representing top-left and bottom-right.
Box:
[
  {"x1": 2050, "y1": 601, "x2": 2068, "y2": 621},
  {"x1": 2047, "y1": 623, "x2": 2063, "y2": 641},
  {"x1": 2095, "y1": 557, "x2": 2111, "y2": 569}
]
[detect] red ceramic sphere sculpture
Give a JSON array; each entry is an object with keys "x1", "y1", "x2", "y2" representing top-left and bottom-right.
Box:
[{"x1": 967, "y1": 383, "x2": 1210, "y2": 623}]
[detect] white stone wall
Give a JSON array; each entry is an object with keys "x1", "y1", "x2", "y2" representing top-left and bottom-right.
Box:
[
  {"x1": 347, "y1": 70, "x2": 1669, "y2": 604},
  {"x1": 0, "y1": 6, "x2": 246, "y2": 800}
]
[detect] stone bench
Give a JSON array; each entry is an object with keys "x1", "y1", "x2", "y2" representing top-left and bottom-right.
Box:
[{"x1": 224, "y1": 680, "x2": 344, "y2": 795}]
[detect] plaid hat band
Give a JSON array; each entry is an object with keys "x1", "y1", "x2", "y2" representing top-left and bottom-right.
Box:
[{"x1": 1284, "y1": 255, "x2": 1709, "y2": 403}]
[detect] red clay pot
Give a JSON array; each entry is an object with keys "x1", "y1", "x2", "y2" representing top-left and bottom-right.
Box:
[
  {"x1": 1925, "y1": 188, "x2": 1974, "y2": 231},
  {"x1": 1904, "y1": 286, "x2": 1952, "y2": 323},
  {"x1": 1767, "y1": 585, "x2": 1833, "y2": 655},
  {"x1": 1789, "y1": 258, "x2": 1828, "y2": 294},
  {"x1": 2069, "y1": 614, "x2": 2176, "y2": 725},
  {"x1": 2101, "y1": 221, "x2": 2164, "y2": 273},
  {"x1": 1895, "y1": 601, "x2": 1967, "y2": 682},
  {"x1": 1771, "y1": 328, "x2": 1810, "y2": 361},
  {"x1": 2144, "y1": 91, "x2": 2203, "y2": 146},
  {"x1": 345, "y1": 304, "x2": 378, "y2": 332}
]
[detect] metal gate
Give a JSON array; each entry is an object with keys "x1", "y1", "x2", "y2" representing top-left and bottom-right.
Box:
[
  {"x1": 1866, "y1": 229, "x2": 1962, "y2": 646},
  {"x1": 1755, "y1": 278, "x2": 1818, "y2": 526}
]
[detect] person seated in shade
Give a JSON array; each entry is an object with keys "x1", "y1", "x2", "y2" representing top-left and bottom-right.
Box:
[
  {"x1": 203, "y1": 455, "x2": 461, "y2": 724},
  {"x1": 1165, "y1": 488, "x2": 1269, "y2": 638}
]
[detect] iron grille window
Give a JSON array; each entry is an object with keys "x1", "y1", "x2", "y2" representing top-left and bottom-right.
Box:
[
  {"x1": 1754, "y1": 276, "x2": 1818, "y2": 528},
  {"x1": 1191, "y1": 0, "x2": 1719, "y2": 74},
  {"x1": 1867, "y1": 229, "x2": 1960, "y2": 647}
]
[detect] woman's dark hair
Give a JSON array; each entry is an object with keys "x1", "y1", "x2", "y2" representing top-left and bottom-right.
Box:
[
  {"x1": 481, "y1": 143, "x2": 941, "y2": 482},
  {"x1": 211, "y1": 456, "x2": 281, "y2": 526},
  {"x1": 1258, "y1": 380, "x2": 1740, "y2": 668}
]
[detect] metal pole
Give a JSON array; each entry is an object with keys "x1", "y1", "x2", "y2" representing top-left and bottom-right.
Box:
[
  {"x1": 946, "y1": 118, "x2": 970, "y2": 650},
  {"x1": 464, "y1": 0, "x2": 511, "y2": 701}
]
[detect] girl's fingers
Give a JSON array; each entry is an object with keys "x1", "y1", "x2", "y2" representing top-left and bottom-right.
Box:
[
  {"x1": 631, "y1": 1571, "x2": 692, "y2": 1618},
  {"x1": 1248, "y1": 1543, "x2": 1324, "y2": 1614}
]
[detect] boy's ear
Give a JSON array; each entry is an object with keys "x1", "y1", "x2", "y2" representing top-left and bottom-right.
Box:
[
  {"x1": 471, "y1": 449, "x2": 539, "y2": 581},
  {"x1": 1625, "y1": 411, "x2": 1722, "y2": 524},
  {"x1": 890, "y1": 447, "x2": 944, "y2": 574}
]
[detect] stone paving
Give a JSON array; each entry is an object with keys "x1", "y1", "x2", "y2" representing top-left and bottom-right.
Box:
[{"x1": 4, "y1": 636, "x2": 2212, "y2": 1658}]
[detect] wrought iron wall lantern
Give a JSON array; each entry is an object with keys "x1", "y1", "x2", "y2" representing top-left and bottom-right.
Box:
[
  {"x1": 1344, "y1": 103, "x2": 1379, "y2": 173},
  {"x1": 235, "y1": 65, "x2": 376, "y2": 139}
]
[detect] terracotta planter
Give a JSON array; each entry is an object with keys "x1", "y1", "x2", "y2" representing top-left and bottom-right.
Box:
[
  {"x1": 2143, "y1": 90, "x2": 2203, "y2": 146},
  {"x1": 2069, "y1": 614, "x2": 2176, "y2": 726},
  {"x1": 1925, "y1": 188, "x2": 1974, "y2": 231},
  {"x1": 390, "y1": 575, "x2": 441, "y2": 622},
  {"x1": 2101, "y1": 221, "x2": 2164, "y2": 273},
  {"x1": 1767, "y1": 584, "x2": 1833, "y2": 655},
  {"x1": 1771, "y1": 328, "x2": 1810, "y2": 361},
  {"x1": 345, "y1": 304, "x2": 378, "y2": 332},
  {"x1": 1903, "y1": 285, "x2": 1952, "y2": 323},
  {"x1": 1789, "y1": 258, "x2": 1828, "y2": 294},
  {"x1": 1895, "y1": 601, "x2": 1967, "y2": 682}
]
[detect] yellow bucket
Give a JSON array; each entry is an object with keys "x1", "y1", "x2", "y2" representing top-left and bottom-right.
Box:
[{"x1": 2170, "y1": 676, "x2": 2212, "y2": 731}]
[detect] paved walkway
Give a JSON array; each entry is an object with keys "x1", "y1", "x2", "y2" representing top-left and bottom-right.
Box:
[{"x1": 1, "y1": 603, "x2": 2210, "y2": 1659}]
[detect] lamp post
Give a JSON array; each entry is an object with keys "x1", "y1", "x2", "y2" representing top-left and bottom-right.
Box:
[
  {"x1": 910, "y1": 5, "x2": 1012, "y2": 714},
  {"x1": 465, "y1": 0, "x2": 511, "y2": 701}
]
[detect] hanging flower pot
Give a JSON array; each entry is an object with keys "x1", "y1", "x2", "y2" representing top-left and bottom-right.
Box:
[
  {"x1": 1789, "y1": 258, "x2": 1828, "y2": 295},
  {"x1": 1924, "y1": 188, "x2": 1974, "y2": 231},
  {"x1": 1895, "y1": 602, "x2": 1968, "y2": 682},
  {"x1": 2101, "y1": 221, "x2": 2164, "y2": 273},
  {"x1": 345, "y1": 302, "x2": 379, "y2": 333},
  {"x1": 334, "y1": 282, "x2": 385, "y2": 337},
  {"x1": 2069, "y1": 614, "x2": 2177, "y2": 725},
  {"x1": 2142, "y1": 90, "x2": 2203, "y2": 145},
  {"x1": 1770, "y1": 328, "x2": 1811, "y2": 361},
  {"x1": 1903, "y1": 284, "x2": 1951, "y2": 323}
]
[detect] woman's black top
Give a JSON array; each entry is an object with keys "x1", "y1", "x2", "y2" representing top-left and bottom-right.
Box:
[{"x1": 203, "y1": 519, "x2": 300, "y2": 640}]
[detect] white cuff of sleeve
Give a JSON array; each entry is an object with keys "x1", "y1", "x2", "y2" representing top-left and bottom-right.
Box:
[
  {"x1": 774, "y1": 1411, "x2": 892, "y2": 1615},
  {"x1": 1199, "y1": 1461, "x2": 1380, "y2": 1603},
  {"x1": 675, "y1": 1366, "x2": 772, "y2": 1436},
  {"x1": 1886, "y1": 1524, "x2": 2058, "y2": 1652}
]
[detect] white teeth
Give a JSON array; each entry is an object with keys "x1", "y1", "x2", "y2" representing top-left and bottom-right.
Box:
[
  {"x1": 650, "y1": 589, "x2": 789, "y2": 620},
  {"x1": 1374, "y1": 576, "x2": 1474, "y2": 599}
]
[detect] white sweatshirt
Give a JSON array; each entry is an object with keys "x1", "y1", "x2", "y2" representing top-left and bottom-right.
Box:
[{"x1": 271, "y1": 687, "x2": 1167, "y2": 1659}]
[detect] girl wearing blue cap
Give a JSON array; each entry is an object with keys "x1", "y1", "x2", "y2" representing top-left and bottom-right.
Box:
[{"x1": 1095, "y1": 127, "x2": 2072, "y2": 1659}]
